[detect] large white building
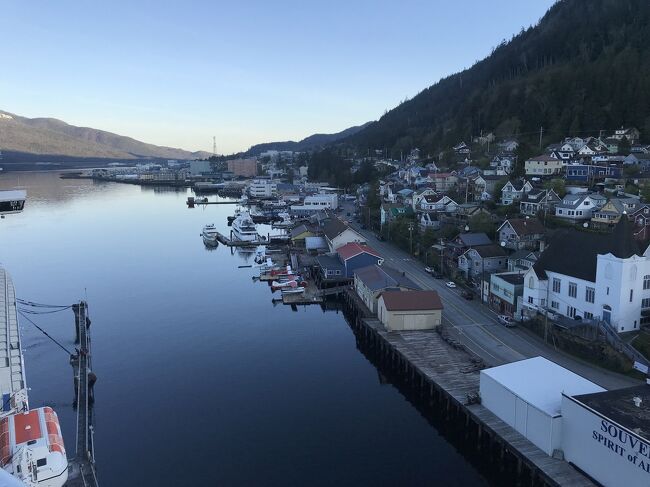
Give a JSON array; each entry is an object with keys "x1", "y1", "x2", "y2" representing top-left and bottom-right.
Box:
[
  {"x1": 523, "y1": 216, "x2": 650, "y2": 332},
  {"x1": 290, "y1": 193, "x2": 338, "y2": 214},
  {"x1": 248, "y1": 179, "x2": 277, "y2": 198}
]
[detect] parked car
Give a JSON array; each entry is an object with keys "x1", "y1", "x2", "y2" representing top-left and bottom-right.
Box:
[
  {"x1": 497, "y1": 315, "x2": 515, "y2": 327},
  {"x1": 462, "y1": 291, "x2": 474, "y2": 300},
  {"x1": 424, "y1": 266, "x2": 434, "y2": 274},
  {"x1": 445, "y1": 281, "x2": 456, "y2": 288}
]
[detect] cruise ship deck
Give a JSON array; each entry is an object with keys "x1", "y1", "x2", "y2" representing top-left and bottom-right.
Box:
[{"x1": 0, "y1": 267, "x2": 26, "y2": 413}]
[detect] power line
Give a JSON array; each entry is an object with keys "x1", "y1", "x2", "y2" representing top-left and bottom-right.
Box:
[{"x1": 17, "y1": 310, "x2": 74, "y2": 356}]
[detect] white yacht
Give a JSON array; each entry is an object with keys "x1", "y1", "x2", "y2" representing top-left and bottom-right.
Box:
[
  {"x1": 231, "y1": 212, "x2": 260, "y2": 242},
  {"x1": 202, "y1": 224, "x2": 219, "y2": 247}
]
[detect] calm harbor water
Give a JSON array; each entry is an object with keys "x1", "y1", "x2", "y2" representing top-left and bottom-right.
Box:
[{"x1": 0, "y1": 172, "x2": 489, "y2": 486}]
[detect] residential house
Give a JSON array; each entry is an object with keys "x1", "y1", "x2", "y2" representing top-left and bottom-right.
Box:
[
  {"x1": 489, "y1": 272, "x2": 525, "y2": 317},
  {"x1": 429, "y1": 172, "x2": 458, "y2": 192},
  {"x1": 354, "y1": 265, "x2": 419, "y2": 314},
  {"x1": 525, "y1": 154, "x2": 564, "y2": 176},
  {"x1": 396, "y1": 188, "x2": 414, "y2": 205},
  {"x1": 458, "y1": 245, "x2": 507, "y2": 279},
  {"x1": 497, "y1": 218, "x2": 546, "y2": 251},
  {"x1": 419, "y1": 213, "x2": 441, "y2": 232},
  {"x1": 520, "y1": 188, "x2": 561, "y2": 216},
  {"x1": 554, "y1": 193, "x2": 606, "y2": 221},
  {"x1": 592, "y1": 198, "x2": 640, "y2": 226},
  {"x1": 630, "y1": 205, "x2": 650, "y2": 241},
  {"x1": 497, "y1": 139, "x2": 519, "y2": 153},
  {"x1": 564, "y1": 164, "x2": 622, "y2": 183},
  {"x1": 501, "y1": 179, "x2": 533, "y2": 206},
  {"x1": 453, "y1": 141, "x2": 471, "y2": 155},
  {"x1": 380, "y1": 203, "x2": 413, "y2": 226},
  {"x1": 557, "y1": 142, "x2": 576, "y2": 160},
  {"x1": 290, "y1": 224, "x2": 316, "y2": 246},
  {"x1": 323, "y1": 218, "x2": 366, "y2": 251},
  {"x1": 507, "y1": 250, "x2": 538, "y2": 272},
  {"x1": 612, "y1": 127, "x2": 640, "y2": 144},
  {"x1": 490, "y1": 155, "x2": 514, "y2": 174},
  {"x1": 523, "y1": 216, "x2": 650, "y2": 332},
  {"x1": 314, "y1": 254, "x2": 346, "y2": 282},
  {"x1": 418, "y1": 194, "x2": 459, "y2": 213},
  {"x1": 337, "y1": 242, "x2": 383, "y2": 278},
  {"x1": 377, "y1": 290, "x2": 444, "y2": 331},
  {"x1": 454, "y1": 232, "x2": 492, "y2": 248},
  {"x1": 411, "y1": 188, "x2": 438, "y2": 211}
]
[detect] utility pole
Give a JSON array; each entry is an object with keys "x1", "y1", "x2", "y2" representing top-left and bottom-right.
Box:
[
  {"x1": 539, "y1": 126, "x2": 544, "y2": 149},
  {"x1": 408, "y1": 222, "x2": 414, "y2": 254},
  {"x1": 439, "y1": 238, "x2": 445, "y2": 276},
  {"x1": 213, "y1": 136, "x2": 217, "y2": 157},
  {"x1": 544, "y1": 280, "x2": 550, "y2": 343}
]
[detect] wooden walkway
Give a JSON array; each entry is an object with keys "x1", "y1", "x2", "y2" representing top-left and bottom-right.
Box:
[{"x1": 345, "y1": 288, "x2": 594, "y2": 487}]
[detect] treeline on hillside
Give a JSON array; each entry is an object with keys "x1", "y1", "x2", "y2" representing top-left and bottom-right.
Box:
[
  {"x1": 306, "y1": 149, "x2": 384, "y2": 188},
  {"x1": 346, "y1": 0, "x2": 650, "y2": 157}
]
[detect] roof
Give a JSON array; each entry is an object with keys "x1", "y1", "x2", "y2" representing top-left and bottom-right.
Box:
[
  {"x1": 491, "y1": 272, "x2": 524, "y2": 285},
  {"x1": 471, "y1": 244, "x2": 507, "y2": 258},
  {"x1": 500, "y1": 218, "x2": 545, "y2": 237},
  {"x1": 337, "y1": 242, "x2": 381, "y2": 261},
  {"x1": 323, "y1": 218, "x2": 350, "y2": 240},
  {"x1": 533, "y1": 215, "x2": 641, "y2": 281},
  {"x1": 290, "y1": 224, "x2": 312, "y2": 238},
  {"x1": 380, "y1": 290, "x2": 443, "y2": 311},
  {"x1": 481, "y1": 357, "x2": 604, "y2": 417},
  {"x1": 509, "y1": 249, "x2": 537, "y2": 261},
  {"x1": 0, "y1": 190, "x2": 26, "y2": 202},
  {"x1": 315, "y1": 254, "x2": 344, "y2": 271},
  {"x1": 569, "y1": 385, "x2": 650, "y2": 441},
  {"x1": 355, "y1": 265, "x2": 419, "y2": 292},
  {"x1": 457, "y1": 232, "x2": 492, "y2": 247},
  {"x1": 305, "y1": 236, "x2": 327, "y2": 250},
  {"x1": 528, "y1": 154, "x2": 560, "y2": 162},
  {"x1": 504, "y1": 178, "x2": 530, "y2": 191}
]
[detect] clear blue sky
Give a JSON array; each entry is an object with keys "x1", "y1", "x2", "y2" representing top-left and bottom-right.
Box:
[{"x1": 1, "y1": 0, "x2": 555, "y2": 154}]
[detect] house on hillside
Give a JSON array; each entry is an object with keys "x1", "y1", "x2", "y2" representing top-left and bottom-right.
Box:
[
  {"x1": 429, "y1": 172, "x2": 458, "y2": 192},
  {"x1": 453, "y1": 141, "x2": 471, "y2": 155},
  {"x1": 458, "y1": 245, "x2": 507, "y2": 279},
  {"x1": 525, "y1": 154, "x2": 564, "y2": 176},
  {"x1": 497, "y1": 139, "x2": 519, "y2": 153},
  {"x1": 411, "y1": 188, "x2": 438, "y2": 211},
  {"x1": 523, "y1": 216, "x2": 649, "y2": 332},
  {"x1": 323, "y1": 218, "x2": 366, "y2": 251},
  {"x1": 354, "y1": 265, "x2": 419, "y2": 314},
  {"x1": 507, "y1": 250, "x2": 538, "y2": 272},
  {"x1": 501, "y1": 179, "x2": 533, "y2": 206},
  {"x1": 591, "y1": 198, "x2": 640, "y2": 226},
  {"x1": 630, "y1": 204, "x2": 650, "y2": 241},
  {"x1": 554, "y1": 193, "x2": 606, "y2": 221},
  {"x1": 497, "y1": 218, "x2": 546, "y2": 251},
  {"x1": 489, "y1": 272, "x2": 525, "y2": 317},
  {"x1": 520, "y1": 189, "x2": 561, "y2": 216},
  {"x1": 380, "y1": 203, "x2": 413, "y2": 226},
  {"x1": 612, "y1": 127, "x2": 640, "y2": 144},
  {"x1": 418, "y1": 194, "x2": 459, "y2": 213}
]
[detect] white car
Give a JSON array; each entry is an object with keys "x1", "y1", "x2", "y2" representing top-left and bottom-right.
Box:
[
  {"x1": 424, "y1": 266, "x2": 434, "y2": 274},
  {"x1": 445, "y1": 281, "x2": 456, "y2": 288},
  {"x1": 497, "y1": 315, "x2": 515, "y2": 327}
]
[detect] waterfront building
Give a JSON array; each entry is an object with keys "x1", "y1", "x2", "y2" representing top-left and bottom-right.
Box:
[
  {"x1": 248, "y1": 179, "x2": 277, "y2": 198},
  {"x1": 290, "y1": 193, "x2": 338, "y2": 216},
  {"x1": 322, "y1": 218, "x2": 365, "y2": 251},
  {"x1": 354, "y1": 265, "x2": 419, "y2": 314},
  {"x1": 336, "y1": 243, "x2": 383, "y2": 278},
  {"x1": 377, "y1": 290, "x2": 443, "y2": 331},
  {"x1": 480, "y1": 357, "x2": 604, "y2": 456},
  {"x1": 190, "y1": 160, "x2": 212, "y2": 176}
]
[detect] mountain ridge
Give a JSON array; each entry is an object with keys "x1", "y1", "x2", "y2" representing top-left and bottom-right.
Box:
[{"x1": 0, "y1": 110, "x2": 212, "y2": 162}]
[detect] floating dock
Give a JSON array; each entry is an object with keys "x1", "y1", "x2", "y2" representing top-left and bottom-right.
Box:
[{"x1": 342, "y1": 288, "x2": 594, "y2": 487}]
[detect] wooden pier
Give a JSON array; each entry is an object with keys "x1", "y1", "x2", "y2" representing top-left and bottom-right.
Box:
[
  {"x1": 215, "y1": 231, "x2": 268, "y2": 247},
  {"x1": 67, "y1": 301, "x2": 99, "y2": 487},
  {"x1": 342, "y1": 288, "x2": 595, "y2": 487}
]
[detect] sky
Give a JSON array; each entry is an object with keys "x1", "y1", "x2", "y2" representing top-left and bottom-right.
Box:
[{"x1": 1, "y1": 1, "x2": 556, "y2": 154}]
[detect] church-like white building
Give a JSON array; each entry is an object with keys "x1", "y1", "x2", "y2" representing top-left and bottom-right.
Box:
[{"x1": 522, "y1": 216, "x2": 649, "y2": 333}]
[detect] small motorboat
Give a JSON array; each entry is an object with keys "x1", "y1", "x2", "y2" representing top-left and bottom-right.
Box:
[
  {"x1": 202, "y1": 224, "x2": 219, "y2": 247},
  {"x1": 281, "y1": 287, "x2": 305, "y2": 295}
]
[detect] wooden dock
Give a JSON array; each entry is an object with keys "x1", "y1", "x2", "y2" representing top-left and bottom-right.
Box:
[
  {"x1": 342, "y1": 288, "x2": 594, "y2": 487},
  {"x1": 216, "y1": 231, "x2": 268, "y2": 247}
]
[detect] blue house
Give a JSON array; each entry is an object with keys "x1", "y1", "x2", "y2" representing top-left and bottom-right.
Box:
[
  {"x1": 565, "y1": 164, "x2": 622, "y2": 183},
  {"x1": 336, "y1": 243, "x2": 384, "y2": 278}
]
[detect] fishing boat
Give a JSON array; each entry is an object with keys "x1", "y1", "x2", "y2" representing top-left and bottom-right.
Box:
[
  {"x1": 272, "y1": 212, "x2": 293, "y2": 228},
  {"x1": 201, "y1": 224, "x2": 219, "y2": 247},
  {"x1": 231, "y1": 212, "x2": 260, "y2": 242}
]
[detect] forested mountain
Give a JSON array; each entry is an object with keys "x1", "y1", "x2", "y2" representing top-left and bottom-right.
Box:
[
  {"x1": 346, "y1": 0, "x2": 650, "y2": 156},
  {"x1": 246, "y1": 122, "x2": 370, "y2": 155},
  {"x1": 0, "y1": 110, "x2": 211, "y2": 162}
]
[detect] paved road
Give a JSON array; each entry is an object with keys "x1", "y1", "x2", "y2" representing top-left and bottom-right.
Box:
[{"x1": 340, "y1": 202, "x2": 639, "y2": 390}]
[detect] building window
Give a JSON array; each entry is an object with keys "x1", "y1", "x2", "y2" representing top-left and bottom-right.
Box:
[
  {"x1": 630, "y1": 289, "x2": 634, "y2": 302},
  {"x1": 643, "y1": 298, "x2": 650, "y2": 309},
  {"x1": 551, "y1": 301, "x2": 559, "y2": 309},
  {"x1": 528, "y1": 296, "x2": 534, "y2": 304},
  {"x1": 644, "y1": 275, "x2": 650, "y2": 290},
  {"x1": 552, "y1": 278, "x2": 561, "y2": 293},
  {"x1": 569, "y1": 282, "x2": 577, "y2": 298},
  {"x1": 567, "y1": 306, "x2": 576, "y2": 318},
  {"x1": 585, "y1": 287, "x2": 595, "y2": 303},
  {"x1": 585, "y1": 312, "x2": 593, "y2": 319}
]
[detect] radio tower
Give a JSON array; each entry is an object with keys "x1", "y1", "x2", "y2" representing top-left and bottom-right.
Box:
[{"x1": 212, "y1": 136, "x2": 217, "y2": 157}]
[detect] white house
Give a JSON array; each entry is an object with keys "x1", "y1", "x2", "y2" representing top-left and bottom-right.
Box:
[
  {"x1": 554, "y1": 193, "x2": 606, "y2": 221},
  {"x1": 323, "y1": 217, "x2": 366, "y2": 251},
  {"x1": 522, "y1": 216, "x2": 650, "y2": 332},
  {"x1": 411, "y1": 188, "x2": 438, "y2": 211},
  {"x1": 418, "y1": 194, "x2": 458, "y2": 213},
  {"x1": 291, "y1": 193, "x2": 338, "y2": 214},
  {"x1": 501, "y1": 179, "x2": 533, "y2": 206}
]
